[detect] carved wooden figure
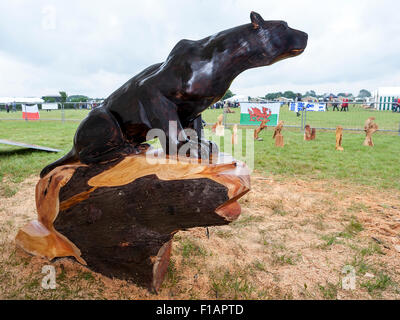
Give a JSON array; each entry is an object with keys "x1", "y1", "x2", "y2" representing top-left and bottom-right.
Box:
[
  {"x1": 273, "y1": 120, "x2": 284, "y2": 147},
  {"x1": 335, "y1": 126, "x2": 344, "y2": 151},
  {"x1": 363, "y1": 117, "x2": 378, "y2": 147},
  {"x1": 215, "y1": 114, "x2": 225, "y2": 137},
  {"x1": 254, "y1": 119, "x2": 268, "y2": 141},
  {"x1": 212, "y1": 114, "x2": 223, "y2": 134},
  {"x1": 232, "y1": 124, "x2": 238, "y2": 145},
  {"x1": 304, "y1": 125, "x2": 316, "y2": 141},
  {"x1": 39, "y1": 12, "x2": 307, "y2": 177},
  {"x1": 16, "y1": 148, "x2": 250, "y2": 292}
]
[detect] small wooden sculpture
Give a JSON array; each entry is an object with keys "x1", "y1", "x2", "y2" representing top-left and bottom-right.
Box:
[
  {"x1": 215, "y1": 114, "x2": 225, "y2": 137},
  {"x1": 212, "y1": 114, "x2": 223, "y2": 134},
  {"x1": 232, "y1": 124, "x2": 238, "y2": 145},
  {"x1": 16, "y1": 148, "x2": 250, "y2": 292},
  {"x1": 272, "y1": 121, "x2": 284, "y2": 147},
  {"x1": 254, "y1": 119, "x2": 267, "y2": 141},
  {"x1": 304, "y1": 125, "x2": 316, "y2": 141},
  {"x1": 363, "y1": 117, "x2": 378, "y2": 147},
  {"x1": 224, "y1": 103, "x2": 235, "y2": 114},
  {"x1": 335, "y1": 126, "x2": 344, "y2": 151}
]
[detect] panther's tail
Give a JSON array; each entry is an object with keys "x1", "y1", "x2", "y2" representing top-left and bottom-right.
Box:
[{"x1": 40, "y1": 148, "x2": 79, "y2": 178}]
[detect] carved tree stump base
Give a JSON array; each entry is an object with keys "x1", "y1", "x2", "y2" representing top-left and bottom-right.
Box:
[
  {"x1": 275, "y1": 134, "x2": 284, "y2": 147},
  {"x1": 15, "y1": 148, "x2": 250, "y2": 292}
]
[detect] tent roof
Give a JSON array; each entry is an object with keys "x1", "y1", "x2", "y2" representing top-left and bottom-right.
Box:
[
  {"x1": 0, "y1": 97, "x2": 44, "y2": 104},
  {"x1": 223, "y1": 95, "x2": 248, "y2": 102},
  {"x1": 377, "y1": 87, "x2": 400, "y2": 96}
]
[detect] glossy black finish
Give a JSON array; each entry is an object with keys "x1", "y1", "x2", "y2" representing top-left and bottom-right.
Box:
[{"x1": 40, "y1": 11, "x2": 307, "y2": 177}]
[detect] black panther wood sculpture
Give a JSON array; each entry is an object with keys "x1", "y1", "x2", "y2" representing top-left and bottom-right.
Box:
[
  {"x1": 17, "y1": 12, "x2": 307, "y2": 292},
  {"x1": 40, "y1": 11, "x2": 307, "y2": 178}
]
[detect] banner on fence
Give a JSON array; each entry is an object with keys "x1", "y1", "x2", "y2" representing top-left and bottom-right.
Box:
[
  {"x1": 22, "y1": 104, "x2": 40, "y2": 120},
  {"x1": 42, "y1": 103, "x2": 58, "y2": 110},
  {"x1": 240, "y1": 102, "x2": 280, "y2": 126},
  {"x1": 289, "y1": 102, "x2": 326, "y2": 112}
]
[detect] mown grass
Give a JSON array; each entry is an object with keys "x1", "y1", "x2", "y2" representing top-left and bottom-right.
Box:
[
  {"x1": 0, "y1": 121, "x2": 79, "y2": 197},
  {"x1": 207, "y1": 104, "x2": 400, "y2": 131},
  {"x1": 0, "y1": 109, "x2": 89, "y2": 121},
  {"x1": 250, "y1": 128, "x2": 400, "y2": 190},
  {"x1": 1, "y1": 108, "x2": 400, "y2": 198},
  {"x1": 2, "y1": 104, "x2": 399, "y2": 130}
]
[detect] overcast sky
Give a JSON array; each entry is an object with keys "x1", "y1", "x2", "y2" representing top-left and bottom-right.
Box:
[{"x1": 0, "y1": 0, "x2": 399, "y2": 98}]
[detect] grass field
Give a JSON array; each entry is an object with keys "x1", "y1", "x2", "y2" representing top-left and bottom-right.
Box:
[
  {"x1": 1, "y1": 113, "x2": 399, "y2": 197},
  {"x1": 0, "y1": 112, "x2": 400, "y2": 300},
  {"x1": 211, "y1": 104, "x2": 400, "y2": 131},
  {"x1": 1, "y1": 104, "x2": 400, "y2": 131}
]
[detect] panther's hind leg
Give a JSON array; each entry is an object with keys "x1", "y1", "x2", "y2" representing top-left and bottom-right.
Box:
[{"x1": 74, "y1": 108, "x2": 130, "y2": 165}]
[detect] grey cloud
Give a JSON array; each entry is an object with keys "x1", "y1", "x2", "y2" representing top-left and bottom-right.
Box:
[{"x1": 0, "y1": 0, "x2": 399, "y2": 97}]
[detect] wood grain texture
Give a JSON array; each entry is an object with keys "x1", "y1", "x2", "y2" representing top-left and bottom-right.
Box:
[{"x1": 16, "y1": 150, "x2": 250, "y2": 291}]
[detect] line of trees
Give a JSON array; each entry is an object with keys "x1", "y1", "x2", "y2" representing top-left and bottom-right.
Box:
[
  {"x1": 264, "y1": 89, "x2": 371, "y2": 100},
  {"x1": 222, "y1": 88, "x2": 372, "y2": 102}
]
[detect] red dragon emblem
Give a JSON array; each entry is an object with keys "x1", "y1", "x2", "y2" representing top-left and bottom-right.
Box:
[{"x1": 249, "y1": 107, "x2": 272, "y2": 122}]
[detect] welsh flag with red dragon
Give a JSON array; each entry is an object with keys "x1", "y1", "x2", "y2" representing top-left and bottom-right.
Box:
[{"x1": 239, "y1": 102, "x2": 280, "y2": 126}]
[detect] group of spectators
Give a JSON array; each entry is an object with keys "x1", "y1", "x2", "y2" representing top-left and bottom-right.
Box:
[
  {"x1": 210, "y1": 100, "x2": 240, "y2": 109},
  {"x1": 392, "y1": 97, "x2": 400, "y2": 112},
  {"x1": 323, "y1": 96, "x2": 349, "y2": 112},
  {"x1": 0, "y1": 103, "x2": 17, "y2": 113}
]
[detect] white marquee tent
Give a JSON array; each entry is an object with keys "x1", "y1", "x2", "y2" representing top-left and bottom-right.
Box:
[
  {"x1": 0, "y1": 97, "x2": 44, "y2": 104},
  {"x1": 223, "y1": 95, "x2": 248, "y2": 103},
  {"x1": 373, "y1": 87, "x2": 400, "y2": 110}
]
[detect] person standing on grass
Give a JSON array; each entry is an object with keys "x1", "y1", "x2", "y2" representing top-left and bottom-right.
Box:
[
  {"x1": 341, "y1": 97, "x2": 349, "y2": 112},
  {"x1": 296, "y1": 93, "x2": 302, "y2": 117},
  {"x1": 332, "y1": 97, "x2": 340, "y2": 111},
  {"x1": 324, "y1": 96, "x2": 330, "y2": 111},
  {"x1": 395, "y1": 97, "x2": 400, "y2": 112},
  {"x1": 5, "y1": 104, "x2": 9, "y2": 113}
]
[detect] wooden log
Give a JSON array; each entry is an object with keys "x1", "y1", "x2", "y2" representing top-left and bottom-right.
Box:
[
  {"x1": 363, "y1": 117, "x2": 378, "y2": 147},
  {"x1": 254, "y1": 119, "x2": 267, "y2": 141},
  {"x1": 272, "y1": 121, "x2": 284, "y2": 147},
  {"x1": 335, "y1": 126, "x2": 344, "y2": 151},
  {"x1": 15, "y1": 148, "x2": 250, "y2": 292}
]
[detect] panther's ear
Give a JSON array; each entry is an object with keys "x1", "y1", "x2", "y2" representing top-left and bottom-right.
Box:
[{"x1": 250, "y1": 11, "x2": 264, "y2": 29}]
